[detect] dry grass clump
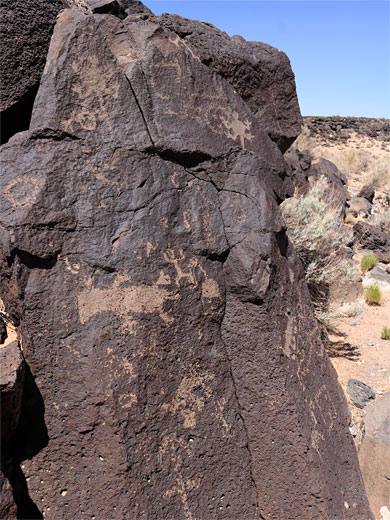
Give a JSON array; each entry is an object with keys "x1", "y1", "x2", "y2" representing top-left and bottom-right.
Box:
[
  {"x1": 360, "y1": 254, "x2": 379, "y2": 272},
  {"x1": 281, "y1": 176, "x2": 358, "y2": 328},
  {"x1": 364, "y1": 283, "x2": 382, "y2": 305},
  {"x1": 381, "y1": 326, "x2": 390, "y2": 340}
]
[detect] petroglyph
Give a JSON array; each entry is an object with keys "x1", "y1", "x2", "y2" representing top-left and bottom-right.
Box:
[
  {"x1": 220, "y1": 111, "x2": 254, "y2": 147},
  {"x1": 159, "y1": 434, "x2": 198, "y2": 520},
  {"x1": 201, "y1": 277, "x2": 220, "y2": 299},
  {"x1": 162, "y1": 370, "x2": 214, "y2": 429},
  {"x1": 77, "y1": 274, "x2": 176, "y2": 332},
  {"x1": 283, "y1": 312, "x2": 297, "y2": 359},
  {"x1": 163, "y1": 248, "x2": 221, "y2": 299},
  {"x1": 64, "y1": 257, "x2": 80, "y2": 274},
  {"x1": 61, "y1": 55, "x2": 120, "y2": 134},
  {"x1": 4, "y1": 175, "x2": 45, "y2": 208}
]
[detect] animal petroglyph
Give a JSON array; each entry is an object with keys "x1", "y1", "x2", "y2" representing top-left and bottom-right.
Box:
[
  {"x1": 158, "y1": 434, "x2": 198, "y2": 520},
  {"x1": 61, "y1": 55, "x2": 120, "y2": 134},
  {"x1": 163, "y1": 248, "x2": 221, "y2": 299},
  {"x1": 220, "y1": 111, "x2": 254, "y2": 147},
  {"x1": 77, "y1": 273, "x2": 176, "y2": 332},
  {"x1": 162, "y1": 370, "x2": 214, "y2": 429}
]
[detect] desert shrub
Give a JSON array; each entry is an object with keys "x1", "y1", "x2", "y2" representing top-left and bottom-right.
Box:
[
  {"x1": 316, "y1": 300, "x2": 364, "y2": 330},
  {"x1": 364, "y1": 158, "x2": 390, "y2": 187},
  {"x1": 381, "y1": 326, "x2": 390, "y2": 340},
  {"x1": 376, "y1": 208, "x2": 390, "y2": 234},
  {"x1": 364, "y1": 283, "x2": 382, "y2": 305},
  {"x1": 281, "y1": 176, "x2": 358, "y2": 327},
  {"x1": 360, "y1": 254, "x2": 379, "y2": 272}
]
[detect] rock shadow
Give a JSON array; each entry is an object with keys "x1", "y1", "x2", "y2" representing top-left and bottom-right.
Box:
[
  {"x1": 0, "y1": 84, "x2": 39, "y2": 145},
  {"x1": 327, "y1": 340, "x2": 361, "y2": 360},
  {"x1": 2, "y1": 363, "x2": 49, "y2": 519}
]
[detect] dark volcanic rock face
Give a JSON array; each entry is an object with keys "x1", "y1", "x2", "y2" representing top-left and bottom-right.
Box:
[
  {"x1": 157, "y1": 13, "x2": 302, "y2": 153},
  {"x1": 0, "y1": 5, "x2": 372, "y2": 520}
]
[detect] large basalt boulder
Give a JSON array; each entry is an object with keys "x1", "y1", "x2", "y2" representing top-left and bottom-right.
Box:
[
  {"x1": 156, "y1": 13, "x2": 302, "y2": 153},
  {"x1": 0, "y1": 6, "x2": 372, "y2": 520}
]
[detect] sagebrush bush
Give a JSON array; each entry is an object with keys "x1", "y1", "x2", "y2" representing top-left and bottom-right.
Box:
[
  {"x1": 360, "y1": 254, "x2": 379, "y2": 272},
  {"x1": 281, "y1": 176, "x2": 358, "y2": 328},
  {"x1": 376, "y1": 208, "x2": 390, "y2": 234},
  {"x1": 364, "y1": 159, "x2": 390, "y2": 187},
  {"x1": 364, "y1": 283, "x2": 382, "y2": 305},
  {"x1": 381, "y1": 326, "x2": 390, "y2": 340}
]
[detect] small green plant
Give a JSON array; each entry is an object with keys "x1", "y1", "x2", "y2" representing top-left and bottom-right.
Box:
[
  {"x1": 361, "y1": 254, "x2": 379, "y2": 272},
  {"x1": 364, "y1": 283, "x2": 382, "y2": 305},
  {"x1": 381, "y1": 326, "x2": 390, "y2": 340}
]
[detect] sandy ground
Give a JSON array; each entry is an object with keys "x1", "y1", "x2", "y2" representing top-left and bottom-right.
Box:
[
  {"x1": 323, "y1": 131, "x2": 390, "y2": 158},
  {"x1": 330, "y1": 293, "x2": 390, "y2": 396}
]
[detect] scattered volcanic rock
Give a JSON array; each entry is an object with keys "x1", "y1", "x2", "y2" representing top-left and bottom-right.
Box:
[
  {"x1": 346, "y1": 197, "x2": 372, "y2": 218},
  {"x1": 366, "y1": 266, "x2": 390, "y2": 286},
  {"x1": 359, "y1": 392, "x2": 390, "y2": 518},
  {"x1": 347, "y1": 379, "x2": 376, "y2": 409},
  {"x1": 285, "y1": 150, "x2": 348, "y2": 217},
  {"x1": 156, "y1": 13, "x2": 302, "y2": 153},
  {"x1": 354, "y1": 221, "x2": 390, "y2": 263},
  {"x1": 309, "y1": 157, "x2": 349, "y2": 214},
  {"x1": 0, "y1": 3, "x2": 373, "y2": 519},
  {"x1": 358, "y1": 185, "x2": 375, "y2": 203},
  {"x1": 303, "y1": 116, "x2": 390, "y2": 144},
  {"x1": 310, "y1": 157, "x2": 348, "y2": 187}
]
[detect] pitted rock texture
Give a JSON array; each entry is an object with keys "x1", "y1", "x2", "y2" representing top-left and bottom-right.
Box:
[
  {"x1": 0, "y1": 5, "x2": 372, "y2": 520},
  {"x1": 0, "y1": 0, "x2": 65, "y2": 143},
  {"x1": 358, "y1": 393, "x2": 390, "y2": 518},
  {"x1": 0, "y1": 471, "x2": 17, "y2": 519}
]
